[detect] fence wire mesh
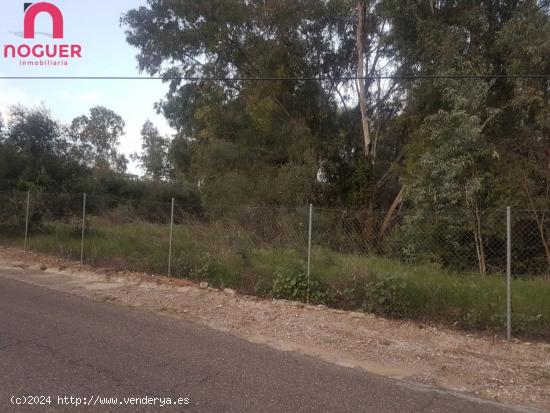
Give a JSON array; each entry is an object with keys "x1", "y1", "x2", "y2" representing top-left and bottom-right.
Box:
[
  {"x1": 512, "y1": 210, "x2": 550, "y2": 277},
  {"x1": 0, "y1": 191, "x2": 549, "y2": 339},
  {"x1": 7, "y1": 192, "x2": 84, "y2": 260}
]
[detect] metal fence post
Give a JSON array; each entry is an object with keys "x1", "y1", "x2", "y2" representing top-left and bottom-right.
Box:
[
  {"x1": 507, "y1": 206, "x2": 512, "y2": 341},
  {"x1": 24, "y1": 190, "x2": 30, "y2": 252},
  {"x1": 80, "y1": 193, "x2": 86, "y2": 264},
  {"x1": 307, "y1": 204, "x2": 313, "y2": 304},
  {"x1": 168, "y1": 198, "x2": 175, "y2": 277}
]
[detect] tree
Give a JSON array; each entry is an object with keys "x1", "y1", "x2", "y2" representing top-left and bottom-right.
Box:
[
  {"x1": 132, "y1": 120, "x2": 172, "y2": 181},
  {"x1": 495, "y1": 0, "x2": 550, "y2": 273},
  {"x1": 70, "y1": 106, "x2": 128, "y2": 173},
  {"x1": 402, "y1": 110, "x2": 493, "y2": 274},
  {"x1": 356, "y1": 0, "x2": 372, "y2": 158},
  {"x1": 355, "y1": 0, "x2": 400, "y2": 160},
  {"x1": 0, "y1": 105, "x2": 87, "y2": 191},
  {"x1": 121, "y1": 0, "x2": 549, "y2": 274},
  {"x1": 122, "y1": 0, "x2": 405, "y2": 208},
  {"x1": 0, "y1": 112, "x2": 5, "y2": 140},
  {"x1": 353, "y1": 0, "x2": 405, "y2": 219},
  {"x1": 168, "y1": 134, "x2": 193, "y2": 179},
  {"x1": 384, "y1": 0, "x2": 549, "y2": 274}
]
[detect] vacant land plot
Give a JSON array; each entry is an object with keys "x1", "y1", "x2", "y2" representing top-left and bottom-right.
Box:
[
  {"x1": 0, "y1": 217, "x2": 550, "y2": 339},
  {"x1": 1, "y1": 218, "x2": 549, "y2": 340},
  {"x1": 0, "y1": 247, "x2": 549, "y2": 412}
]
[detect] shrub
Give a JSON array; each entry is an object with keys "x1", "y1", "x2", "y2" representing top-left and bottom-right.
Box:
[
  {"x1": 272, "y1": 264, "x2": 326, "y2": 304},
  {"x1": 363, "y1": 274, "x2": 410, "y2": 317}
]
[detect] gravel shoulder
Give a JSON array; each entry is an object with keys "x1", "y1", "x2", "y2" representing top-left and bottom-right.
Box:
[{"x1": 1, "y1": 246, "x2": 549, "y2": 412}]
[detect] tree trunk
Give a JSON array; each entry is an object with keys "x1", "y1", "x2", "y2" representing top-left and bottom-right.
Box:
[
  {"x1": 473, "y1": 202, "x2": 487, "y2": 276},
  {"x1": 523, "y1": 170, "x2": 550, "y2": 278},
  {"x1": 380, "y1": 187, "x2": 404, "y2": 236},
  {"x1": 428, "y1": 0, "x2": 435, "y2": 15},
  {"x1": 466, "y1": 191, "x2": 486, "y2": 276},
  {"x1": 355, "y1": 0, "x2": 372, "y2": 159}
]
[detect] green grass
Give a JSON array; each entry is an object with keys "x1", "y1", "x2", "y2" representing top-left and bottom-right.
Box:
[{"x1": 2, "y1": 219, "x2": 549, "y2": 340}]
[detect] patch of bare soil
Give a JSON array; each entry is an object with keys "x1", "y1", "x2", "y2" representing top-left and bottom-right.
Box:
[{"x1": 0, "y1": 246, "x2": 549, "y2": 412}]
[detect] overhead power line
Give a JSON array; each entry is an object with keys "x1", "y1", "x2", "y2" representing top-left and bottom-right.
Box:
[{"x1": 0, "y1": 74, "x2": 549, "y2": 81}]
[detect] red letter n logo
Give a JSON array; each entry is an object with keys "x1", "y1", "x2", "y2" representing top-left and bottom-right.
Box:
[{"x1": 24, "y1": 2, "x2": 64, "y2": 39}]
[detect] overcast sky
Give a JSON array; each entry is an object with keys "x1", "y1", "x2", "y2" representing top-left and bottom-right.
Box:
[{"x1": 0, "y1": 0, "x2": 174, "y2": 175}]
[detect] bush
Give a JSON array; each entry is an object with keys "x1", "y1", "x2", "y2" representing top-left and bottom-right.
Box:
[
  {"x1": 3, "y1": 215, "x2": 549, "y2": 340},
  {"x1": 0, "y1": 193, "x2": 26, "y2": 233},
  {"x1": 272, "y1": 264, "x2": 326, "y2": 304},
  {"x1": 363, "y1": 274, "x2": 410, "y2": 317},
  {"x1": 325, "y1": 285, "x2": 367, "y2": 311}
]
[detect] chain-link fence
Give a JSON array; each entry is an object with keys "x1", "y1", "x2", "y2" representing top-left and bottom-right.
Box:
[{"x1": 0, "y1": 191, "x2": 549, "y2": 339}]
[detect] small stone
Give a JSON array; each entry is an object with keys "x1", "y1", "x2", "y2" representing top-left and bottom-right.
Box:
[
  {"x1": 40, "y1": 265, "x2": 47, "y2": 271},
  {"x1": 199, "y1": 282, "x2": 209, "y2": 289},
  {"x1": 224, "y1": 288, "x2": 237, "y2": 296}
]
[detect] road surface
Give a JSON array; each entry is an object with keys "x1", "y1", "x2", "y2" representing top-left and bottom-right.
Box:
[{"x1": 0, "y1": 270, "x2": 536, "y2": 412}]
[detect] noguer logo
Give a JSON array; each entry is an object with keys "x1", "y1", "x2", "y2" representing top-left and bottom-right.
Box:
[
  {"x1": 3, "y1": 2, "x2": 83, "y2": 67},
  {"x1": 24, "y1": 2, "x2": 64, "y2": 39}
]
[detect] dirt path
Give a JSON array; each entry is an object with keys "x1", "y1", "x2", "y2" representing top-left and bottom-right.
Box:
[{"x1": 1, "y1": 246, "x2": 549, "y2": 412}]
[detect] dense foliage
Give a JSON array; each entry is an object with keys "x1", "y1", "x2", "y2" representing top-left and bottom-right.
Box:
[
  {"x1": 0, "y1": 1, "x2": 548, "y2": 276},
  {"x1": 0, "y1": 105, "x2": 196, "y2": 204},
  {"x1": 121, "y1": 0, "x2": 549, "y2": 274}
]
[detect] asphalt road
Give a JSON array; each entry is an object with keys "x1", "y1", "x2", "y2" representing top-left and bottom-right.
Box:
[{"x1": 0, "y1": 272, "x2": 533, "y2": 413}]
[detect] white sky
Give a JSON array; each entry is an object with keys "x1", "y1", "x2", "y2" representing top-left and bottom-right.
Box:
[{"x1": 0, "y1": 0, "x2": 175, "y2": 175}]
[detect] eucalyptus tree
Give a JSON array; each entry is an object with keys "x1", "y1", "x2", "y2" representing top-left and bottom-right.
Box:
[
  {"x1": 122, "y1": 0, "x2": 403, "y2": 207},
  {"x1": 133, "y1": 120, "x2": 172, "y2": 181},
  {"x1": 70, "y1": 106, "x2": 128, "y2": 173},
  {"x1": 386, "y1": 0, "x2": 550, "y2": 273}
]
